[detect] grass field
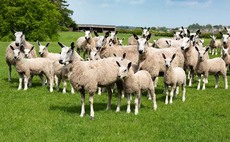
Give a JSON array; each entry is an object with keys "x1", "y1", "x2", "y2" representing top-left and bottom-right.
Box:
[{"x1": 0, "y1": 32, "x2": 230, "y2": 141}]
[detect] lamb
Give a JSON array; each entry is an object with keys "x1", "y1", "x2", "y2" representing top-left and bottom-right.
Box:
[
  {"x1": 209, "y1": 35, "x2": 222, "y2": 55},
  {"x1": 220, "y1": 32, "x2": 230, "y2": 53},
  {"x1": 116, "y1": 61, "x2": 157, "y2": 115},
  {"x1": 181, "y1": 36, "x2": 209, "y2": 86},
  {"x1": 76, "y1": 30, "x2": 96, "y2": 59},
  {"x1": 128, "y1": 27, "x2": 150, "y2": 45},
  {"x1": 162, "y1": 53, "x2": 186, "y2": 104},
  {"x1": 222, "y1": 47, "x2": 230, "y2": 68},
  {"x1": 59, "y1": 43, "x2": 125, "y2": 119},
  {"x1": 195, "y1": 46, "x2": 228, "y2": 90},
  {"x1": 5, "y1": 31, "x2": 37, "y2": 81},
  {"x1": 108, "y1": 31, "x2": 119, "y2": 46},
  {"x1": 10, "y1": 46, "x2": 54, "y2": 92},
  {"x1": 38, "y1": 41, "x2": 60, "y2": 61}
]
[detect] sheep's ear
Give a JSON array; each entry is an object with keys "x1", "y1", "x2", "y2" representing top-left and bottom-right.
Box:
[
  {"x1": 113, "y1": 53, "x2": 117, "y2": 57},
  {"x1": 10, "y1": 45, "x2": 14, "y2": 50},
  {"x1": 187, "y1": 29, "x2": 190, "y2": 36},
  {"x1": 122, "y1": 53, "x2": 126, "y2": 59},
  {"x1": 196, "y1": 29, "x2": 201, "y2": 35},
  {"x1": 141, "y1": 27, "x2": 143, "y2": 30},
  {"x1": 70, "y1": 42, "x2": 75, "y2": 50},
  {"x1": 11, "y1": 29, "x2": 16, "y2": 34},
  {"x1": 115, "y1": 31, "x2": 118, "y2": 35},
  {"x1": 165, "y1": 40, "x2": 169, "y2": 45},
  {"x1": 171, "y1": 54, "x2": 176, "y2": 61},
  {"x1": 181, "y1": 26, "x2": 184, "y2": 30},
  {"x1": 179, "y1": 34, "x2": 184, "y2": 39},
  {"x1": 209, "y1": 35, "x2": 212, "y2": 38},
  {"x1": 105, "y1": 32, "x2": 110, "y2": 38},
  {"x1": 173, "y1": 31, "x2": 176, "y2": 34},
  {"x1": 205, "y1": 46, "x2": 210, "y2": 53},
  {"x1": 190, "y1": 35, "x2": 194, "y2": 41},
  {"x1": 30, "y1": 46, "x2": 34, "y2": 53},
  {"x1": 58, "y1": 42, "x2": 64, "y2": 48},
  {"x1": 133, "y1": 34, "x2": 138, "y2": 40},
  {"x1": 37, "y1": 40, "x2": 41, "y2": 46},
  {"x1": 116, "y1": 61, "x2": 121, "y2": 67},
  {"x1": 46, "y1": 43, "x2": 50, "y2": 47},
  {"x1": 94, "y1": 31, "x2": 99, "y2": 37},
  {"x1": 195, "y1": 46, "x2": 199, "y2": 52},
  {"x1": 146, "y1": 33, "x2": 151, "y2": 41},
  {"x1": 219, "y1": 32, "x2": 223, "y2": 37},
  {"x1": 127, "y1": 62, "x2": 132, "y2": 70},
  {"x1": 224, "y1": 27, "x2": 228, "y2": 31},
  {"x1": 162, "y1": 53, "x2": 166, "y2": 59},
  {"x1": 147, "y1": 27, "x2": 150, "y2": 31}
]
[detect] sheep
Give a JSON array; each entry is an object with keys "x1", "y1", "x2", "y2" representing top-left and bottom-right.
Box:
[
  {"x1": 222, "y1": 47, "x2": 230, "y2": 68},
  {"x1": 209, "y1": 35, "x2": 222, "y2": 55},
  {"x1": 195, "y1": 46, "x2": 228, "y2": 90},
  {"x1": 5, "y1": 31, "x2": 37, "y2": 81},
  {"x1": 59, "y1": 43, "x2": 126, "y2": 119},
  {"x1": 220, "y1": 32, "x2": 230, "y2": 52},
  {"x1": 108, "y1": 31, "x2": 119, "y2": 46},
  {"x1": 181, "y1": 36, "x2": 209, "y2": 86},
  {"x1": 116, "y1": 61, "x2": 157, "y2": 115},
  {"x1": 179, "y1": 26, "x2": 188, "y2": 37},
  {"x1": 10, "y1": 46, "x2": 54, "y2": 92},
  {"x1": 38, "y1": 41, "x2": 60, "y2": 60},
  {"x1": 162, "y1": 53, "x2": 186, "y2": 104},
  {"x1": 57, "y1": 42, "x2": 83, "y2": 93},
  {"x1": 76, "y1": 30, "x2": 96, "y2": 59},
  {"x1": 128, "y1": 27, "x2": 150, "y2": 45}
]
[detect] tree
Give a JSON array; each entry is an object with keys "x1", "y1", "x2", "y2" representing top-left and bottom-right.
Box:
[{"x1": 0, "y1": 0, "x2": 68, "y2": 41}]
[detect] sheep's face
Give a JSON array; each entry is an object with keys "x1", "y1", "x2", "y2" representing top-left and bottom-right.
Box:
[
  {"x1": 38, "y1": 45, "x2": 46, "y2": 57},
  {"x1": 195, "y1": 47, "x2": 209, "y2": 61},
  {"x1": 162, "y1": 53, "x2": 176, "y2": 69},
  {"x1": 142, "y1": 27, "x2": 150, "y2": 38},
  {"x1": 96, "y1": 36, "x2": 107, "y2": 49},
  {"x1": 84, "y1": 30, "x2": 91, "y2": 40},
  {"x1": 174, "y1": 31, "x2": 183, "y2": 40},
  {"x1": 12, "y1": 49, "x2": 21, "y2": 60},
  {"x1": 181, "y1": 37, "x2": 192, "y2": 50},
  {"x1": 90, "y1": 48, "x2": 101, "y2": 60},
  {"x1": 108, "y1": 38, "x2": 113, "y2": 47},
  {"x1": 110, "y1": 31, "x2": 117, "y2": 40},
  {"x1": 59, "y1": 47, "x2": 73, "y2": 65},
  {"x1": 14, "y1": 32, "x2": 24, "y2": 47},
  {"x1": 24, "y1": 48, "x2": 31, "y2": 58},
  {"x1": 116, "y1": 61, "x2": 131, "y2": 79},
  {"x1": 137, "y1": 38, "x2": 148, "y2": 54},
  {"x1": 222, "y1": 34, "x2": 230, "y2": 45},
  {"x1": 118, "y1": 38, "x2": 123, "y2": 45},
  {"x1": 222, "y1": 48, "x2": 229, "y2": 56}
]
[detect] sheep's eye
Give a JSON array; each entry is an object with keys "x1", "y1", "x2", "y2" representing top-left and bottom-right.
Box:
[{"x1": 124, "y1": 69, "x2": 127, "y2": 72}]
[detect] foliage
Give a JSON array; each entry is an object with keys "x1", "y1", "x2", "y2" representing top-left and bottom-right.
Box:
[{"x1": 0, "y1": 0, "x2": 75, "y2": 41}]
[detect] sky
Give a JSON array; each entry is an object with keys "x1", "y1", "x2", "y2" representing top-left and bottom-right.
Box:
[{"x1": 66, "y1": 0, "x2": 230, "y2": 28}]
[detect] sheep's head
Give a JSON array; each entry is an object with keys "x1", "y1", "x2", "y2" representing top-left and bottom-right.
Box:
[
  {"x1": 162, "y1": 53, "x2": 176, "y2": 68},
  {"x1": 118, "y1": 38, "x2": 124, "y2": 46},
  {"x1": 110, "y1": 31, "x2": 118, "y2": 40},
  {"x1": 116, "y1": 61, "x2": 132, "y2": 79},
  {"x1": 84, "y1": 30, "x2": 91, "y2": 41},
  {"x1": 58, "y1": 42, "x2": 75, "y2": 65},
  {"x1": 10, "y1": 46, "x2": 22, "y2": 60},
  {"x1": 181, "y1": 36, "x2": 194, "y2": 50},
  {"x1": 13, "y1": 31, "x2": 24, "y2": 47},
  {"x1": 38, "y1": 41, "x2": 50, "y2": 57},
  {"x1": 222, "y1": 47, "x2": 229, "y2": 56},
  {"x1": 174, "y1": 31, "x2": 183, "y2": 40},
  {"x1": 24, "y1": 46, "x2": 34, "y2": 58},
  {"x1": 134, "y1": 33, "x2": 151, "y2": 54},
  {"x1": 195, "y1": 46, "x2": 209, "y2": 61},
  {"x1": 141, "y1": 27, "x2": 150, "y2": 38},
  {"x1": 220, "y1": 32, "x2": 230, "y2": 45},
  {"x1": 90, "y1": 48, "x2": 101, "y2": 60},
  {"x1": 95, "y1": 32, "x2": 110, "y2": 49}
]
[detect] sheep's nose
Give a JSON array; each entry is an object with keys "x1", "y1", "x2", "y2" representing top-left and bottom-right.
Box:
[
  {"x1": 96, "y1": 46, "x2": 100, "y2": 50},
  {"x1": 139, "y1": 50, "x2": 143, "y2": 54},
  {"x1": 181, "y1": 46, "x2": 184, "y2": 50},
  {"x1": 59, "y1": 60, "x2": 63, "y2": 64},
  {"x1": 166, "y1": 64, "x2": 169, "y2": 68},
  {"x1": 15, "y1": 43, "x2": 19, "y2": 46},
  {"x1": 223, "y1": 42, "x2": 226, "y2": 45}
]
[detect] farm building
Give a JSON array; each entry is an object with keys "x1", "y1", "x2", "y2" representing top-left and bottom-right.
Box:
[{"x1": 76, "y1": 24, "x2": 116, "y2": 33}]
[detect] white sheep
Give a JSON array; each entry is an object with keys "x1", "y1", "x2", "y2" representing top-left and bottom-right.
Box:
[
  {"x1": 10, "y1": 46, "x2": 54, "y2": 92},
  {"x1": 38, "y1": 41, "x2": 60, "y2": 60},
  {"x1": 5, "y1": 31, "x2": 37, "y2": 81},
  {"x1": 209, "y1": 35, "x2": 222, "y2": 55},
  {"x1": 116, "y1": 61, "x2": 157, "y2": 115},
  {"x1": 195, "y1": 46, "x2": 228, "y2": 90},
  {"x1": 179, "y1": 26, "x2": 188, "y2": 37},
  {"x1": 59, "y1": 43, "x2": 126, "y2": 119},
  {"x1": 181, "y1": 36, "x2": 209, "y2": 86},
  {"x1": 76, "y1": 30, "x2": 96, "y2": 59},
  {"x1": 222, "y1": 47, "x2": 230, "y2": 68},
  {"x1": 220, "y1": 32, "x2": 230, "y2": 53},
  {"x1": 162, "y1": 53, "x2": 186, "y2": 104},
  {"x1": 128, "y1": 27, "x2": 150, "y2": 45}
]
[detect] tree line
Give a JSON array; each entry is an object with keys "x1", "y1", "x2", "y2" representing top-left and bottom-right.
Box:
[{"x1": 0, "y1": 0, "x2": 77, "y2": 41}]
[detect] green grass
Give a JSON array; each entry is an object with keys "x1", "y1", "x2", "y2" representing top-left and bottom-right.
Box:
[{"x1": 0, "y1": 32, "x2": 230, "y2": 141}]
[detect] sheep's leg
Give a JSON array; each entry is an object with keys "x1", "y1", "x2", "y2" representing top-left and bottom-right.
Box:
[
  {"x1": 70, "y1": 84, "x2": 75, "y2": 94},
  {"x1": 116, "y1": 81, "x2": 123, "y2": 112},
  {"x1": 80, "y1": 89, "x2": 85, "y2": 117},
  {"x1": 39, "y1": 74, "x2": 45, "y2": 86},
  {"x1": 197, "y1": 74, "x2": 201, "y2": 90},
  {"x1": 89, "y1": 92, "x2": 95, "y2": 119},
  {"x1": 18, "y1": 73, "x2": 23, "y2": 90},
  {"x1": 149, "y1": 88, "x2": 157, "y2": 110},
  {"x1": 134, "y1": 93, "x2": 139, "y2": 115},
  {"x1": 202, "y1": 75, "x2": 207, "y2": 90},
  {"x1": 182, "y1": 84, "x2": 186, "y2": 102},
  {"x1": 187, "y1": 70, "x2": 191, "y2": 80},
  {"x1": 211, "y1": 49, "x2": 214, "y2": 55},
  {"x1": 147, "y1": 90, "x2": 152, "y2": 100},
  {"x1": 224, "y1": 75, "x2": 228, "y2": 89},
  {"x1": 215, "y1": 48, "x2": 218, "y2": 55},
  {"x1": 154, "y1": 77, "x2": 158, "y2": 87},
  {"x1": 7, "y1": 63, "x2": 12, "y2": 82},
  {"x1": 56, "y1": 77, "x2": 61, "y2": 91},
  {"x1": 169, "y1": 86, "x2": 176, "y2": 104},
  {"x1": 97, "y1": 87, "x2": 102, "y2": 95},
  {"x1": 164, "y1": 83, "x2": 169, "y2": 104},
  {"x1": 28, "y1": 75, "x2": 33, "y2": 87},
  {"x1": 62, "y1": 80, "x2": 67, "y2": 93},
  {"x1": 188, "y1": 71, "x2": 193, "y2": 87},
  {"x1": 106, "y1": 86, "x2": 112, "y2": 111},
  {"x1": 24, "y1": 75, "x2": 29, "y2": 90},
  {"x1": 126, "y1": 94, "x2": 131, "y2": 113},
  {"x1": 49, "y1": 76, "x2": 54, "y2": 93},
  {"x1": 54, "y1": 75, "x2": 58, "y2": 87},
  {"x1": 215, "y1": 74, "x2": 219, "y2": 88}
]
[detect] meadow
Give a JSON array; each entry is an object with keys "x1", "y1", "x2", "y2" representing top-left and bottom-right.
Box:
[{"x1": 0, "y1": 32, "x2": 230, "y2": 141}]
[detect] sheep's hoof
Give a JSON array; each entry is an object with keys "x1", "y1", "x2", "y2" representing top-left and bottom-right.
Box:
[
  {"x1": 153, "y1": 105, "x2": 157, "y2": 110},
  {"x1": 126, "y1": 109, "x2": 131, "y2": 113},
  {"x1": 90, "y1": 116, "x2": 95, "y2": 120},
  {"x1": 115, "y1": 108, "x2": 120, "y2": 112}
]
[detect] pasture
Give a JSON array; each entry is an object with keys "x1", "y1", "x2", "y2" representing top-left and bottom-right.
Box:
[{"x1": 0, "y1": 32, "x2": 230, "y2": 141}]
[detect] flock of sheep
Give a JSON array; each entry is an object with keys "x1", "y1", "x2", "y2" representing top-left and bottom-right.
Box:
[{"x1": 5, "y1": 26, "x2": 230, "y2": 119}]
